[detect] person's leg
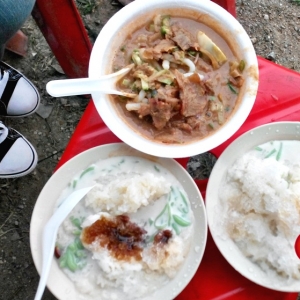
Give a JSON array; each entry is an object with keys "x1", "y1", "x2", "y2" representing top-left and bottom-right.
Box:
[
  {"x1": 0, "y1": 0, "x2": 38, "y2": 178},
  {"x1": 0, "y1": 0, "x2": 36, "y2": 59},
  {"x1": 0, "y1": 0, "x2": 39, "y2": 117}
]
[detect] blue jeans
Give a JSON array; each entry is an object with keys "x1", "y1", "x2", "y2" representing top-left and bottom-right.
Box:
[{"x1": 0, "y1": 0, "x2": 36, "y2": 58}]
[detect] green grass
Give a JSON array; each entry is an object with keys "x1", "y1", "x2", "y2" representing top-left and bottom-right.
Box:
[{"x1": 76, "y1": 0, "x2": 98, "y2": 15}]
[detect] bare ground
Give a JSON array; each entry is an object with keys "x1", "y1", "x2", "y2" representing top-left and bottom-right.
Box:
[{"x1": 1, "y1": 1, "x2": 300, "y2": 299}]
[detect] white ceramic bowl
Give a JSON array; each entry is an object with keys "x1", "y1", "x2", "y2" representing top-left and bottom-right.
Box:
[
  {"x1": 30, "y1": 143, "x2": 207, "y2": 300},
  {"x1": 206, "y1": 121, "x2": 300, "y2": 292},
  {"x1": 89, "y1": 0, "x2": 258, "y2": 158}
]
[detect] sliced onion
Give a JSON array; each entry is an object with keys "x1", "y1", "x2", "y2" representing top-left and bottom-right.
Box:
[
  {"x1": 197, "y1": 31, "x2": 227, "y2": 69},
  {"x1": 162, "y1": 59, "x2": 170, "y2": 70},
  {"x1": 183, "y1": 58, "x2": 195, "y2": 73},
  {"x1": 138, "y1": 89, "x2": 146, "y2": 101},
  {"x1": 194, "y1": 52, "x2": 200, "y2": 64}
]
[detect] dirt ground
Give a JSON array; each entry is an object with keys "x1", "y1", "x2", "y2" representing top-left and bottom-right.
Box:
[{"x1": 1, "y1": 0, "x2": 300, "y2": 299}]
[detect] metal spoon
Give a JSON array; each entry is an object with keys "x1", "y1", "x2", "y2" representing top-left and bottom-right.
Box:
[
  {"x1": 34, "y1": 185, "x2": 95, "y2": 300},
  {"x1": 46, "y1": 64, "x2": 136, "y2": 98}
]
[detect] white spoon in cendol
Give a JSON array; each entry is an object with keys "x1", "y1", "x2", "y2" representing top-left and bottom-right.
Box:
[{"x1": 34, "y1": 185, "x2": 95, "y2": 300}]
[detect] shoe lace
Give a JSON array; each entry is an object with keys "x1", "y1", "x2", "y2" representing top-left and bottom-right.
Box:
[
  {"x1": 0, "y1": 124, "x2": 20, "y2": 144},
  {"x1": 0, "y1": 123, "x2": 4, "y2": 140},
  {"x1": 0, "y1": 68, "x2": 4, "y2": 80},
  {"x1": 7, "y1": 127, "x2": 20, "y2": 139},
  {"x1": 0, "y1": 63, "x2": 20, "y2": 80}
]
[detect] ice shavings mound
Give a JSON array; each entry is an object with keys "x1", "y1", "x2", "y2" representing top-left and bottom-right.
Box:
[
  {"x1": 220, "y1": 148, "x2": 300, "y2": 281},
  {"x1": 81, "y1": 212, "x2": 189, "y2": 281},
  {"x1": 85, "y1": 172, "x2": 171, "y2": 214},
  {"x1": 56, "y1": 156, "x2": 194, "y2": 300},
  {"x1": 143, "y1": 234, "x2": 190, "y2": 278}
]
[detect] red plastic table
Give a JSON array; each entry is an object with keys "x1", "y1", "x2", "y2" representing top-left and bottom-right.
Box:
[{"x1": 32, "y1": 1, "x2": 300, "y2": 299}]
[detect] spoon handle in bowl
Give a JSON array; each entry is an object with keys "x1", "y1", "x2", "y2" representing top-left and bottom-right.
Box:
[
  {"x1": 46, "y1": 78, "x2": 103, "y2": 97},
  {"x1": 46, "y1": 64, "x2": 134, "y2": 97}
]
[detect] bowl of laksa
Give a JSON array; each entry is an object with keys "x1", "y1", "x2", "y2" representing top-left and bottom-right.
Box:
[{"x1": 89, "y1": 0, "x2": 259, "y2": 158}]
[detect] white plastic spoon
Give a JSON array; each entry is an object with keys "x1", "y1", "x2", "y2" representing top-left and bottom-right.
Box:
[
  {"x1": 46, "y1": 64, "x2": 136, "y2": 98},
  {"x1": 34, "y1": 185, "x2": 95, "y2": 300}
]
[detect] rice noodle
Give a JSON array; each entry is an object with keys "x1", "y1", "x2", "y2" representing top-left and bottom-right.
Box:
[{"x1": 183, "y1": 58, "x2": 195, "y2": 73}]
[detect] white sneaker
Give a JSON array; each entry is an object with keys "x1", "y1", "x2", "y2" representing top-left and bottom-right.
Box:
[
  {"x1": 0, "y1": 61, "x2": 40, "y2": 117},
  {"x1": 0, "y1": 122, "x2": 38, "y2": 178}
]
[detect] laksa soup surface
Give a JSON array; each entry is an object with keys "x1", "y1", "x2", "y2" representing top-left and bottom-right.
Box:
[{"x1": 110, "y1": 12, "x2": 246, "y2": 144}]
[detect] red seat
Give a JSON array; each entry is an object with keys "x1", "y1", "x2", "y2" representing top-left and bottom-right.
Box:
[{"x1": 31, "y1": 1, "x2": 299, "y2": 299}]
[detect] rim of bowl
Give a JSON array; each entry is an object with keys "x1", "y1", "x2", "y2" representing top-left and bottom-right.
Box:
[{"x1": 89, "y1": 0, "x2": 259, "y2": 158}]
